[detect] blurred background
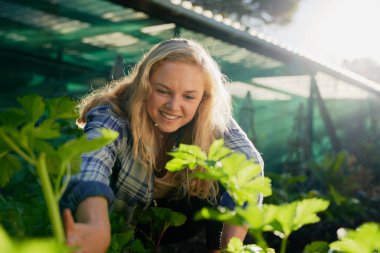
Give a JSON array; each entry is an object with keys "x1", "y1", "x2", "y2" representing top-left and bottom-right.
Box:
[{"x1": 1, "y1": 0, "x2": 379, "y2": 252}]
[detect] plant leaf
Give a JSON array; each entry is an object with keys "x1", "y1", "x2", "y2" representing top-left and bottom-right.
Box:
[
  {"x1": 303, "y1": 241, "x2": 329, "y2": 253},
  {"x1": 0, "y1": 153, "x2": 22, "y2": 187},
  {"x1": 58, "y1": 128, "x2": 118, "y2": 165},
  {"x1": 46, "y1": 97, "x2": 77, "y2": 120},
  {"x1": 0, "y1": 108, "x2": 27, "y2": 127},
  {"x1": 208, "y1": 139, "x2": 233, "y2": 161},
  {"x1": 330, "y1": 222, "x2": 380, "y2": 253},
  {"x1": 194, "y1": 207, "x2": 242, "y2": 226},
  {"x1": 17, "y1": 95, "x2": 45, "y2": 123}
]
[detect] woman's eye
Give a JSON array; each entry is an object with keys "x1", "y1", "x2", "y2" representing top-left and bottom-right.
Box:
[
  {"x1": 157, "y1": 89, "x2": 169, "y2": 94},
  {"x1": 184, "y1": 95, "x2": 195, "y2": 100}
]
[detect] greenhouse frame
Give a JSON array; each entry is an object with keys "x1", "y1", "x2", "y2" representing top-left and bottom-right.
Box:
[{"x1": 1, "y1": 0, "x2": 380, "y2": 170}]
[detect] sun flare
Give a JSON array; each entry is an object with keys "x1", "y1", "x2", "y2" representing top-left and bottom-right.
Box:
[{"x1": 305, "y1": 0, "x2": 380, "y2": 62}]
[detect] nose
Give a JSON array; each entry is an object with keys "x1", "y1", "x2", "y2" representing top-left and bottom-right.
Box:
[{"x1": 165, "y1": 96, "x2": 181, "y2": 110}]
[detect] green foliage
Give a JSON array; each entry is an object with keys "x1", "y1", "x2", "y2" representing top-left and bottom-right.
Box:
[
  {"x1": 0, "y1": 95, "x2": 117, "y2": 246},
  {"x1": 330, "y1": 223, "x2": 380, "y2": 253},
  {"x1": 302, "y1": 241, "x2": 329, "y2": 253},
  {"x1": 226, "y1": 237, "x2": 275, "y2": 253},
  {"x1": 166, "y1": 139, "x2": 330, "y2": 253},
  {"x1": 0, "y1": 226, "x2": 71, "y2": 253},
  {"x1": 107, "y1": 212, "x2": 149, "y2": 253},
  {"x1": 135, "y1": 206, "x2": 187, "y2": 250},
  {"x1": 166, "y1": 139, "x2": 272, "y2": 206},
  {"x1": 263, "y1": 199, "x2": 329, "y2": 238}
]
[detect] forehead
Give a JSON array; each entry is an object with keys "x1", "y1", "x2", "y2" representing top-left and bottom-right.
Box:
[{"x1": 150, "y1": 61, "x2": 206, "y2": 90}]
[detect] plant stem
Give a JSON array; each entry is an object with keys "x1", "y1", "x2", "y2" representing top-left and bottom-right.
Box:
[
  {"x1": 252, "y1": 230, "x2": 269, "y2": 250},
  {"x1": 280, "y1": 236, "x2": 288, "y2": 253},
  {"x1": 156, "y1": 225, "x2": 168, "y2": 252},
  {"x1": 36, "y1": 153, "x2": 65, "y2": 243},
  {"x1": 0, "y1": 130, "x2": 36, "y2": 165}
]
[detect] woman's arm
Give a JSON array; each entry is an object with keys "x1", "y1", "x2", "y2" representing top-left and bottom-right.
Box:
[
  {"x1": 64, "y1": 196, "x2": 111, "y2": 253},
  {"x1": 221, "y1": 223, "x2": 248, "y2": 247},
  {"x1": 208, "y1": 223, "x2": 248, "y2": 253}
]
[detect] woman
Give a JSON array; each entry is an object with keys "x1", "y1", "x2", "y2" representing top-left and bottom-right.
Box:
[{"x1": 61, "y1": 38, "x2": 264, "y2": 253}]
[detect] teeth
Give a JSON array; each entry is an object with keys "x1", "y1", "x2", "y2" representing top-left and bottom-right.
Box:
[{"x1": 161, "y1": 112, "x2": 179, "y2": 120}]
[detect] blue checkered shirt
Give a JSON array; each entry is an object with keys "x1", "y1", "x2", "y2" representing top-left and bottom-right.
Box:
[{"x1": 60, "y1": 105, "x2": 264, "y2": 222}]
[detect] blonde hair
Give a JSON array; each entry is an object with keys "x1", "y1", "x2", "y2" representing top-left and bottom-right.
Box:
[{"x1": 77, "y1": 38, "x2": 232, "y2": 201}]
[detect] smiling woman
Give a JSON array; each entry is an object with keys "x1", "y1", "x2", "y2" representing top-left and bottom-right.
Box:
[
  {"x1": 147, "y1": 62, "x2": 205, "y2": 133},
  {"x1": 60, "y1": 38, "x2": 264, "y2": 253}
]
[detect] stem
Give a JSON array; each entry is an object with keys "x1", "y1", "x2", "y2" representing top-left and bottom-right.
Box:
[
  {"x1": 280, "y1": 236, "x2": 288, "y2": 253},
  {"x1": 0, "y1": 130, "x2": 36, "y2": 165},
  {"x1": 56, "y1": 165, "x2": 71, "y2": 201},
  {"x1": 156, "y1": 225, "x2": 168, "y2": 252},
  {"x1": 251, "y1": 230, "x2": 269, "y2": 251},
  {"x1": 36, "y1": 153, "x2": 65, "y2": 243}
]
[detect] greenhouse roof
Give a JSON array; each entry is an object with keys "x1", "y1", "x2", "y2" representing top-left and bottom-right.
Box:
[
  {"x1": 1, "y1": 0, "x2": 379, "y2": 102},
  {"x1": 1, "y1": 0, "x2": 380, "y2": 167}
]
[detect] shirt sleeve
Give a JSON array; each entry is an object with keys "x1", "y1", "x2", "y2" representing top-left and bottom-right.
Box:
[
  {"x1": 220, "y1": 118, "x2": 264, "y2": 209},
  {"x1": 60, "y1": 105, "x2": 127, "y2": 214}
]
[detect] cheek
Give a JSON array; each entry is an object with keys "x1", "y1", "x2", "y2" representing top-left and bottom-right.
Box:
[{"x1": 188, "y1": 101, "x2": 202, "y2": 117}]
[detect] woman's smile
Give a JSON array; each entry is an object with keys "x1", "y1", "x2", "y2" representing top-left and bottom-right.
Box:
[
  {"x1": 146, "y1": 61, "x2": 205, "y2": 133},
  {"x1": 160, "y1": 111, "x2": 181, "y2": 120}
]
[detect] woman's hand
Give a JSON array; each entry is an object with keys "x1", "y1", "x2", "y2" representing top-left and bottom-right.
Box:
[
  {"x1": 220, "y1": 223, "x2": 248, "y2": 249},
  {"x1": 63, "y1": 197, "x2": 111, "y2": 253}
]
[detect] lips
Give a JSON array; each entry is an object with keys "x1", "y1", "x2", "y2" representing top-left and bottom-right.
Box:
[{"x1": 160, "y1": 111, "x2": 181, "y2": 120}]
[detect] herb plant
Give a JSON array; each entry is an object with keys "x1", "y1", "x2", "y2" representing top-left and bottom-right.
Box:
[{"x1": 0, "y1": 95, "x2": 118, "y2": 247}]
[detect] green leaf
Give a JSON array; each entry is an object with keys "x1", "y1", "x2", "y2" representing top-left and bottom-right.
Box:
[
  {"x1": 58, "y1": 128, "x2": 118, "y2": 166},
  {"x1": 0, "y1": 108, "x2": 27, "y2": 127},
  {"x1": 330, "y1": 223, "x2": 380, "y2": 253},
  {"x1": 0, "y1": 226, "x2": 70, "y2": 253},
  {"x1": 236, "y1": 161, "x2": 262, "y2": 184},
  {"x1": 176, "y1": 143, "x2": 207, "y2": 160},
  {"x1": 235, "y1": 205, "x2": 266, "y2": 229},
  {"x1": 165, "y1": 157, "x2": 195, "y2": 171},
  {"x1": 22, "y1": 120, "x2": 61, "y2": 140},
  {"x1": 208, "y1": 139, "x2": 233, "y2": 161},
  {"x1": 219, "y1": 153, "x2": 247, "y2": 176},
  {"x1": 0, "y1": 226, "x2": 13, "y2": 253},
  {"x1": 226, "y1": 237, "x2": 244, "y2": 252},
  {"x1": 194, "y1": 207, "x2": 242, "y2": 225},
  {"x1": 328, "y1": 185, "x2": 346, "y2": 205},
  {"x1": 264, "y1": 198, "x2": 329, "y2": 238},
  {"x1": 169, "y1": 210, "x2": 187, "y2": 227},
  {"x1": 17, "y1": 95, "x2": 45, "y2": 123},
  {"x1": 109, "y1": 230, "x2": 134, "y2": 253},
  {"x1": 239, "y1": 176, "x2": 272, "y2": 197},
  {"x1": 149, "y1": 207, "x2": 186, "y2": 228},
  {"x1": 226, "y1": 237, "x2": 274, "y2": 253},
  {"x1": 47, "y1": 97, "x2": 77, "y2": 120},
  {"x1": 303, "y1": 241, "x2": 329, "y2": 253},
  {"x1": 127, "y1": 239, "x2": 149, "y2": 253},
  {"x1": 0, "y1": 153, "x2": 22, "y2": 187},
  {"x1": 292, "y1": 199, "x2": 329, "y2": 231}
]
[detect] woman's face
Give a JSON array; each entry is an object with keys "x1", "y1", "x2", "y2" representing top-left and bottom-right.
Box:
[{"x1": 146, "y1": 61, "x2": 205, "y2": 133}]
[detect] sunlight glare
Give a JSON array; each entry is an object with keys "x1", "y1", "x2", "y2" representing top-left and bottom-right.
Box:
[{"x1": 306, "y1": 0, "x2": 380, "y2": 62}]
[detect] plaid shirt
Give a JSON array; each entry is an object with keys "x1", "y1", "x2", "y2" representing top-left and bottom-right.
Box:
[{"x1": 60, "y1": 105, "x2": 264, "y2": 222}]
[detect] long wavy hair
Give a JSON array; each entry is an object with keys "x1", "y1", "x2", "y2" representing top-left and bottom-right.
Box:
[{"x1": 76, "y1": 38, "x2": 232, "y2": 201}]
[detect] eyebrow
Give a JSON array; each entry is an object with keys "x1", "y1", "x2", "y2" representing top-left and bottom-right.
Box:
[{"x1": 154, "y1": 82, "x2": 200, "y2": 94}]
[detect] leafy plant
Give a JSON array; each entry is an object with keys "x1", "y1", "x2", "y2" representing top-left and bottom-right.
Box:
[
  {"x1": 225, "y1": 237, "x2": 275, "y2": 253},
  {"x1": 302, "y1": 241, "x2": 329, "y2": 253},
  {"x1": 330, "y1": 222, "x2": 380, "y2": 253},
  {"x1": 166, "y1": 139, "x2": 272, "y2": 206},
  {"x1": 134, "y1": 206, "x2": 187, "y2": 252},
  {"x1": 0, "y1": 224, "x2": 70, "y2": 253},
  {"x1": 0, "y1": 95, "x2": 118, "y2": 244},
  {"x1": 166, "y1": 139, "x2": 329, "y2": 253}
]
